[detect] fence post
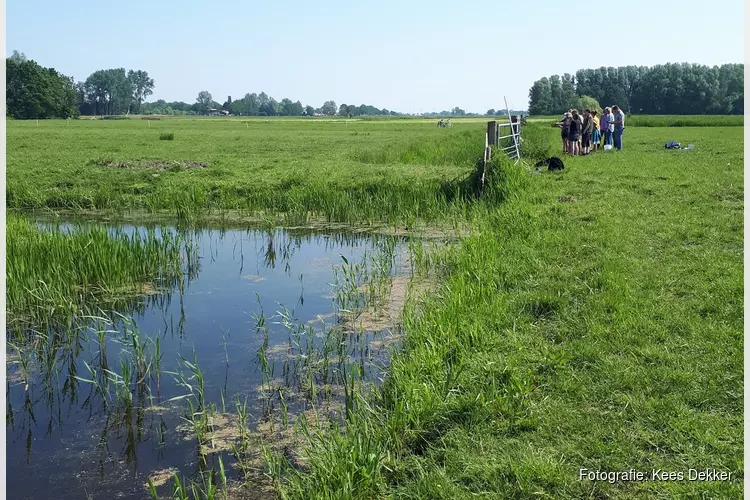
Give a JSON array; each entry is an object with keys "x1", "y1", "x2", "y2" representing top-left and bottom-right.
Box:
[{"x1": 487, "y1": 120, "x2": 497, "y2": 146}]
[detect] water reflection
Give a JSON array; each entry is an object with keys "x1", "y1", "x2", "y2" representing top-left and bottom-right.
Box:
[{"x1": 7, "y1": 223, "x2": 414, "y2": 500}]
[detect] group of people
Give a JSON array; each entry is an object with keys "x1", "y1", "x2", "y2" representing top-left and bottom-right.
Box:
[{"x1": 556, "y1": 106, "x2": 625, "y2": 156}]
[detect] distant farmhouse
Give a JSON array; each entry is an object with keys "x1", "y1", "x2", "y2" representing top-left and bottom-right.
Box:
[{"x1": 207, "y1": 108, "x2": 230, "y2": 116}]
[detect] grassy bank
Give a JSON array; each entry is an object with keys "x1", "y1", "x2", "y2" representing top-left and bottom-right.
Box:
[
  {"x1": 277, "y1": 125, "x2": 743, "y2": 498},
  {"x1": 7, "y1": 119, "x2": 493, "y2": 224}
]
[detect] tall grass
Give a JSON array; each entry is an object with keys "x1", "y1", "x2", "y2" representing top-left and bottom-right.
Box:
[
  {"x1": 352, "y1": 129, "x2": 479, "y2": 166},
  {"x1": 6, "y1": 215, "x2": 193, "y2": 331},
  {"x1": 278, "y1": 124, "x2": 744, "y2": 498},
  {"x1": 626, "y1": 114, "x2": 744, "y2": 127}
]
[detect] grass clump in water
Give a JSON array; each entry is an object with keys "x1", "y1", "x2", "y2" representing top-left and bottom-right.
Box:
[{"x1": 6, "y1": 214, "x2": 193, "y2": 331}]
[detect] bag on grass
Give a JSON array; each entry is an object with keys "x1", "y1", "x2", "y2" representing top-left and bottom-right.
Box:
[
  {"x1": 665, "y1": 141, "x2": 681, "y2": 149},
  {"x1": 547, "y1": 156, "x2": 565, "y2": 171},
  {"x1": 535, "y1": 156, "x2": 565, "y2": 171}
]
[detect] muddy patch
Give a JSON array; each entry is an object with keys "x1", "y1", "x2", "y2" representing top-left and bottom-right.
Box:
[
  {"x1": 341, "y1": 276, "x2": 430, "y2": 334},
  {"x1": 306, "y1": 312, "x2": 337, "y2": 325},
  {"x1": 90, "y1": 158, "x2": 208, "y2": 170},
  {"x1": 143, "y1": 405, "x2": 168, "y2": 414},
  {"x1": 245, "y1": 408, "x2": 339, "y2": 471},
  {"x1": 146, "y1": 468, "x2": 179, "y2": 487},
  {"x1": 177, "y1": 412, "x2": 241, "y2": 456}
]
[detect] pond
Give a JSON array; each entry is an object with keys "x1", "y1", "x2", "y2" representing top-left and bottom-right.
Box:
[{"x1": 6, "y1": 223, "x2": 427, "y2": 500}]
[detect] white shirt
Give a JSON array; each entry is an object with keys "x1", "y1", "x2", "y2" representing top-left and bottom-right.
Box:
[{"x1": 614, "y1": 111, "x2": 625, "y2": 128}]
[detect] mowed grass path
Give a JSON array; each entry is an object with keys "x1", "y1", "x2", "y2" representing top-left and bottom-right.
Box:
[
  {"x1": 7, "y1": 118, "x2": 486, "y2": 223},
  {"x1": 282, "y1": 126, "x2": 744, "y2": 498}
]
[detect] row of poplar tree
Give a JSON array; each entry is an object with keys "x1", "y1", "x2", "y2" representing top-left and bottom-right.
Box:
[{"x1": 528, "y1": 63, "x2": 744, "y2": 116}]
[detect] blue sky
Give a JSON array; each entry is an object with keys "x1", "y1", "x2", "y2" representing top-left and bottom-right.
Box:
[{"x1": 6, "y1": 0, "x2": 745, "y2": 113}]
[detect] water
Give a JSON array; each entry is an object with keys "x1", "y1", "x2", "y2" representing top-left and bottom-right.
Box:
[{"x1": 6, "y1": 224, "x2": 414, "y2": 500}]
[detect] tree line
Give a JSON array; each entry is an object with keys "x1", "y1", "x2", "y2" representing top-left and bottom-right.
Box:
[
  {"x1": 142, "y1": 92, "x2": 402, "y2": 117},
  {"x1": 6, "y1": 51, "x2": 79, "y2": 119},
  {"x1": 8, "y1": 50, "x2": 525, "y2": 119},
  {"x1": 528, "y1": 63, "x2": 744, "y2": 115},
  {"x1": 6, "y1": 51, "x2": 155, "y2": 119}
]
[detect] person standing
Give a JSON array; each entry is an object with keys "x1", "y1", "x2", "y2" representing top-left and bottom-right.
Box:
[
  {"x1": 568, "y1": 110, "x2": 581, "y2": 155},
  {"x1": 603, "y1": 107, "x2": 614, "y2": 147},
  {"x1": 612, "y1": 105, "x2": 625, "y2": 150},
  {"x1": 578, "y1": 111, "x2": 583, "y2": 155},
  {"x1": 581, "y1": 109, "x2": 594, "y2": 155},
  {"x1": 591, "y1": 110, "x2": 601, "y2": 152},
  {"x1": 600, "y1": 107, "x2": 610, "y2": 147},
  {"x1": 556, "y1": 112, "x2": 572, "y2": 154}
]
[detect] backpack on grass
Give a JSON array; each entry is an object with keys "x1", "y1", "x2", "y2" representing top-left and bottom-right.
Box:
[{"x1": 534, "y1": 156, "x2": 565, "y2": 171}]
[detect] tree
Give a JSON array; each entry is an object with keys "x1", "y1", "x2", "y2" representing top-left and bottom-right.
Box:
[
  {"x1": 6, "y1": 56, "x2": 79, "y2": 118},
  {"x1": 451, "y1": 106, "x2": 465, "y2": 116},
  {"x1": 257, "y1": 92, "x2": 269, "y2": 109},
  {"x1": 126, "y1": 70, "x2": 154, "y2": 114},
  {"x1": 261, "y1": 97, "x2": 279, "y2": 116},
  {"x1": 234, "y1": 93, "x2": 260, "y2": 115},
  {"x1": 290, "y1": 100, "x2": 304, "y2": 116},
  {"x1": 321, "y1": 100, "x2": 337, "y2": 115},
  {"x1": 486, "y1": 109, "x2": 496, "y2": 116},
  {"x1": 572, "y1": 95, "x2": 601, "y2": 113},
  {"x1": 528, "y1": 63, "x2": 744, "y2": 115},
  {"x1": 279, "y1": 98, "x2": 294, "y2": 116},
  {"x1": 338, "y1": 104, "x2": 351, "y2": 117},
  {"x1": 81, "y1": 68, "x2": 132, "y2": 115},
  {"x1": 561, "y1": 73, "x2": 576, "y2": 110},
  {"x1": 549, "y1": 75, "x2": 563, "y2": 112},
  {"x1": 195, "y1": 90, "x2": 212, "y2": 115},
  {"x1": 304, "y1": 105, "x2": 315, "y2": 116},
  {"x1": 528, "y1": 77, "x2": 553, "y2": 115}
]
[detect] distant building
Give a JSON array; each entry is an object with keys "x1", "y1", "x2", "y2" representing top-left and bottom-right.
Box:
[{"x1": 207, "y1": 108, "x2": 230, "y2": 116}]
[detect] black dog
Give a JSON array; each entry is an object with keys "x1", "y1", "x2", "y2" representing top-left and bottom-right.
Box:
[{"x1": 535, "y1": 156, "x2": 565, "y2": 171}]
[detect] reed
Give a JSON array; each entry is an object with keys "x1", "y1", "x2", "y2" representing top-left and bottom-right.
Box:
[{"x1": 6, "y1": 215, "x2": 189, "y2": 332}]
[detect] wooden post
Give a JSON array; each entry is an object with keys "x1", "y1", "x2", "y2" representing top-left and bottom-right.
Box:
[{"x1": 487, "y1": 120, "x2": 497, "y2": 146}]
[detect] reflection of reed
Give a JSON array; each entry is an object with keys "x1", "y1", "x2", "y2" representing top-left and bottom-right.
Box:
[
  {"x1": 264, "y1": 232, "x2": 276, "y2": 269},
  {"x1": 7, "y1": 224, "x2": 411, "y2": 496}
]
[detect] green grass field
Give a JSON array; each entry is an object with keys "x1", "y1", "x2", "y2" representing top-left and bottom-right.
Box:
[
  {"x1": 7, "y1": 118, "x2": 493, "y2": 225},
  {"x1": 271, "y1": 123, "x2": 743, "y2": 499},
  {"x1": 6, "y1": 117, "x2": 743, "y2": 498}
]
